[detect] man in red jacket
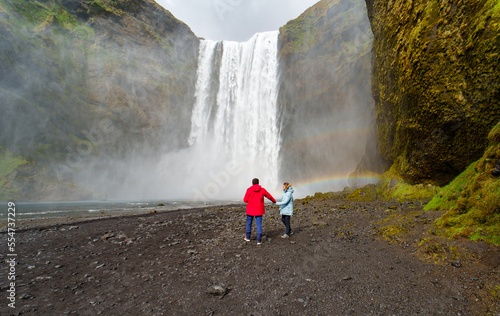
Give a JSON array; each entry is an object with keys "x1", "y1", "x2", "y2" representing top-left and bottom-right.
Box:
[{"x1": 243, "y1": 178, "x2": 276, "y2": 245}]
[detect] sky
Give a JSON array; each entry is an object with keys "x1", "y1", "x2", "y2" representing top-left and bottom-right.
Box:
[{"x1": 156, "y1": 0, "x2": 320, "y2": 42}]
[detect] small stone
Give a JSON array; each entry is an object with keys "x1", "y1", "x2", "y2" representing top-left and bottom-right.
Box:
[
  {"x1": 100, "y1": 233, "x2": 115, "y2": 240},
  {"x1": 207, "y1": 285, "x2": 228, "y2": 297},
  {"x1": 342, "y1": 276, "x2": 352, "y2": 281},
  {"x1": 21, "y1": 293, "x2": 33, "y2": 299},
  {"x1": 451, "y1": 260, "x2": 462, "y2": 268}
]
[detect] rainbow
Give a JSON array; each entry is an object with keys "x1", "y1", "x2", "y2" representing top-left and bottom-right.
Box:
[{"x1": 276, "y1": 125, "x2": 379, "y2": 197}]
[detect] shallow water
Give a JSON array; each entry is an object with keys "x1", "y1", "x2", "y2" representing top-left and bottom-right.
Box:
[{"x1": 0, "y1": 200, "x2": 238, "y2": 220}]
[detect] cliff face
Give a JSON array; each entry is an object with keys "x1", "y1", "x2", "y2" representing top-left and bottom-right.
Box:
[
  {"x1": 278, "y1": 0, "x2": 382, "y2": 188},
  {"x1": 365, "y1": 0, "x2": 500, "y2": 186},
  {"x1": 0, "y1": 0, "x2": 199, "y2": 200},
  {"x1": 425, "y1": 121, "x2": 500, "y2": 245}
]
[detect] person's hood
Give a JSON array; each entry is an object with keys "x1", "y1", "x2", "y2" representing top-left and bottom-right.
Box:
[
  {"x1": 251, "y1": 184, "x2": 262, "y2": 192},
  {"x1": 285, "y1": 187, "x2": 294, "y2": 194}
]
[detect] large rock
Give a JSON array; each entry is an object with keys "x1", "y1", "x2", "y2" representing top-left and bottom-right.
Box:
[{"x1": 365, "y1": 0, "x2": 500, "y2": 185}]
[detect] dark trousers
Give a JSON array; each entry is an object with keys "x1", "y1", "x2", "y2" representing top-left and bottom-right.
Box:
[{"x1": 281, "y1": 215, "x2": 291, "y2": 235}]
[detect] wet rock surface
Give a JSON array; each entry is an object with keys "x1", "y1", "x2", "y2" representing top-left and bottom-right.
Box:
[{"x1": 0, "y1": 198, "x2": 499, "y2": 315}]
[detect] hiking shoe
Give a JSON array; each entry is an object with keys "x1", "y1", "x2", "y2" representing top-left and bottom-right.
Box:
[
  {"x1": 281, "y1": 234, "x2": 289, "y2": 238},
  {"x1": 290, "y1": 231, "x2": 294, "y2": 235},
  {"x1": 257, "y1": 242, "x2": 262, "y2": 245},
  {"x1": 244, "y1": 237, "x2": 250, "y2": 242}
]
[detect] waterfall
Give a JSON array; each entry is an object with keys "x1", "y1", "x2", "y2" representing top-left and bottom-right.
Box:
[{"x1": 185, "y1": 31, "x2": 281, "y2": 199}]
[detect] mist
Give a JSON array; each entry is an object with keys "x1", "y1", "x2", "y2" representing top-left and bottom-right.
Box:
[
  {"x1": 73, "y1": 31, "x2": 282, "y2": 201},
  {"x1": 276, "y1": 0, "x2": 381, "y2": 197},
  {"x1": 0, "y1": 0, "x2": 199, "y2": 201},
  {"x1": 80, "y1": 0, "x2": 380, "y2": 201},
  {"x1": 1, "y1": 0, "x2": 381, "y2": 202}
]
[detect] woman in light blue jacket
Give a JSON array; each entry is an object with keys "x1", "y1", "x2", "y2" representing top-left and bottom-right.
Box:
[{"x1": 276, "y1": 182, "x2": 294, "y2": 238}]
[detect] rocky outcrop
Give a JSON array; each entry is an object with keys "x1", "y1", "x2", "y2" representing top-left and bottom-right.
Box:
[
  {"x1": 365, "y1": 0, "x2": 500, "y2": 185},
  {"x1": 0, "y1": 0, "x2": 199, "y2": 200},
  {"x1": 426, "y1": 121, "x2": 500, "y2": 245},
  {"x1": 278, "y1": 0, "x2": 383, "y2": 187}
]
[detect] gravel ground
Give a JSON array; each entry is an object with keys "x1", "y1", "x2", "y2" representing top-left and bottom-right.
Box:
[{"x1": 0, "y1": 195, "x2": 499, "y2": 315}]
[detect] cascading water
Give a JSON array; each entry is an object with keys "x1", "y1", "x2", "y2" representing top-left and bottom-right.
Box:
[
  {"x1": 166, "y1": 31, "x2": 281, "y2": 200},
  {"x1": 72, "y1": 3, "x2": 378, "y2": 202}
]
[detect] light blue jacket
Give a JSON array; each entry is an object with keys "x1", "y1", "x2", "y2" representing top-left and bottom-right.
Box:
[{"x1": 276, "y1": 187, "x2": 294, "y2": 216}]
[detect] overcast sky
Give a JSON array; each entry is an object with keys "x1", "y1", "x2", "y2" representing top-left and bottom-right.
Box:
[{"x1": 156, "y1": 0, "x2": 320, "y2": 42}]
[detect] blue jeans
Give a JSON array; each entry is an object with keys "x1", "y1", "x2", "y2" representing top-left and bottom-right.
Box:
[{"x1": 246, "y1": 215, "x2": 262, "y2": 242}]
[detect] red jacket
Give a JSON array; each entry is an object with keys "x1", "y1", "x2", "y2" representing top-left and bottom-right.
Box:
[{"x1": 243, "y1": 184, "x2": 276, "y2": 216}]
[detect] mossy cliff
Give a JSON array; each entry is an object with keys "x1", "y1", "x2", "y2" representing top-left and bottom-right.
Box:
[
  {"x1": 0, "y1": 0, "x2": 199, "y2": 200},
  {"x1": 278, "y1": 0, "x2": 384, "y2": 185},
  {"x1": 425, "y1": 120, "x2": 500, "y2": 245},
  {"x1": 365, "y1": 0, "x2": 500, "y2": 186}
]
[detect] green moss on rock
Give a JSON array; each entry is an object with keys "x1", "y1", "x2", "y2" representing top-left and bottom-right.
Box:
[
  {"x1": 347, "y1": 165, "x2": 439, "y2": 202},
  {"x1": 426, "y1": 120, "x2": 500, "y2": 245},
  {"x1": 0, "y1": 148, "x2": 28, "y2": 200},
  {"x1": 346, "y1": 183, "x2": 378, "y2": 201},
  {"x1": 366, "y1": 0, "x2": 500, "y2": 186}
]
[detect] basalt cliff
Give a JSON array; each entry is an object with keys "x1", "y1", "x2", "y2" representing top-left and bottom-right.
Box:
[
  {"x1": 365, "y1": 0, "x2": 500, "y2": 186},
  {"x1": 0, "y1": 0, "x2": 199, "y2": 200}
]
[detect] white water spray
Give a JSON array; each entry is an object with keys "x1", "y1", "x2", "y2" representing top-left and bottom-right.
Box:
[{"x1": 159, "y1": 31, "x2": 281, "y2": 200}]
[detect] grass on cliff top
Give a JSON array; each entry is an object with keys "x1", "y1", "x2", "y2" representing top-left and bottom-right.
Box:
[
  {"x1": 2, "y1": 0, "x2": 79, "y2": 28},
  {"x1": 86, "y1": 0, "x2": 124, "y2": 17},
  {"x1": 425, "y1": 121, "x2": 500, "y2": 246},
  {"x1": 279, "y1": 0, "x2": 332, "y2": 54},
  {"x1": 279, "y1": 0, "x2": 369, "y2": 55},
  {"x1": 1, "y1": 0, "x2": 95, "y2": 43}
]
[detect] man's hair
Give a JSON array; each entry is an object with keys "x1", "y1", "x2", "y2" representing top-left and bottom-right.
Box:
[{"x1": 252, "y1": 178, "x2": 259, "y2": 185}]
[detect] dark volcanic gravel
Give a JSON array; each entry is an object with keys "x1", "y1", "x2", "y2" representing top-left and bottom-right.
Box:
[{"x1": 1, "y1": 196, "x2": 499, "y2": 315}]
